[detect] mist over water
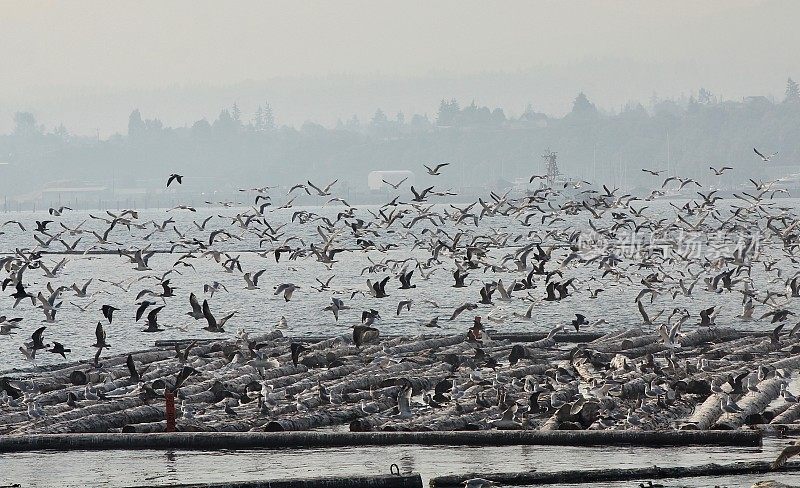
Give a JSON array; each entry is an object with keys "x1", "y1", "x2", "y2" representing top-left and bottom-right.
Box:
[{"x1": 3, "y1": 3, "x2": 800, "y2": 487}]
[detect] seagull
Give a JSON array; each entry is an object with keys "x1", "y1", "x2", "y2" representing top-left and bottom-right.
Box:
[
  {"x1": 424, "y1": 163, "x2": 449, "y2": 175},
  {"x1": 709, "y1": 166, "x2": 733, "y2": 175},
  {"x1": 71, "y1": 279, "x2": 93, "y2": 297},
  {"x1": 307, "y1": 179, "x2": 338, "y2": 196},
  {"x1": 201, "y1": 300, "x2": 235, "y2": 333},
  {"x1": 382, "y1": 177, "x2": 408, "y2": 189},
  {"x1": 100, "y1": 305, "x2": 119, "y2": 324},
  {"x1": 203, "y1": 281, "x2": 228, "y2": 297},
  {"x1": 274, "y1": 283, "x2": 299, "y2": 301},
  {"x1": 186, "y1": 293, "x2": 204, "y2": 320},
  {"x1": 571, "y1": 313, "x2": 589, "y2": 332},
  {"x1": 462, "y1": 478, "x2": 498, "y2": 487},
  {"x1": 167, "y1": 174, "x2": 183, "y2": 187},
  {"x1": 48, "y1": 341, "x2": 71, "y2": 359},
  {"x1": 324, "y1": 297, "x2": 348, "y2": 321},
  {"x1": 244, "y1": 269, "x2": 266, "y2": 290},
  {"x1": 48, "y1": 206, "x2": 73, "y2": 216},
  {"x1": 396, "y1": 300, "x2": 413, "y2": 316},
  {"x1": 143, "y1": 306, "x2": 165, "y2": 332},
  {"x1": 449, "y1": 302, "x2": 478, "y2": 321},
  {"x1": 754, "y1": 147, "x2": 777, "y2": 162},
  {"x1": 28, "y1": 326, "x2": 49, "y2": 357}
]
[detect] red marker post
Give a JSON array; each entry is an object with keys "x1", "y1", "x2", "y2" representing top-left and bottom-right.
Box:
[{"x1": 165, "y1": 391, "x2": 176, "y2": 432}]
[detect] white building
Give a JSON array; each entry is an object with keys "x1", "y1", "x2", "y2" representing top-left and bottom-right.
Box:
[{"x1": 367, "y1": 170, "x2": 415, "y2": 191}]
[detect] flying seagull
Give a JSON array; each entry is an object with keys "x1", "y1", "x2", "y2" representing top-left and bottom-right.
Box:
[
  {"x1": 167, "y1": 174, "x2": 183, "y2": 187},
  {"x1": 424, "y1": 163, "x2": 450, "y2": 175}
]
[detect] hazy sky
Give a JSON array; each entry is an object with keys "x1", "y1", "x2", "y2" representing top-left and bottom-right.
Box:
[{"x1": 1, "y1": 0, "x2": 799, "y2": 134}]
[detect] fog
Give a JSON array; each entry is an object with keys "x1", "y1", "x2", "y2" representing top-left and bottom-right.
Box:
[
  {"x1": 1, "y1": 0, "x2": 799, "y2": 133},
  {"x1": 1, "y1": 0, "x2": 800, "y2": 200}
]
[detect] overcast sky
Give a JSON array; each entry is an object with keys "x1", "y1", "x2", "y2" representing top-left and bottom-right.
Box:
[{"x1": 1, "y1": 0, "x2": 798, "y2": 134}]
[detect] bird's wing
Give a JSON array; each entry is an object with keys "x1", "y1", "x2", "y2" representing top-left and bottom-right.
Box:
[{"x1": 773, "y1": 443, "x2": 800, "y2": 469}]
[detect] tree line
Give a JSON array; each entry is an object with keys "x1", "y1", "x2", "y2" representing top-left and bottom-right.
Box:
[{"x1": 2, "y1": 78, "x2": 800, "y2": 197}]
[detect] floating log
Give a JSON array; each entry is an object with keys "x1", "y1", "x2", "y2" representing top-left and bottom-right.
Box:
[
  {"x1": 0, "y1": 430, "x2": 760, "y2": 452},
  {"x1": 429, "y1": 460, "x2": 800, "y2": 487},
  {"x1": 123, "y1": 473, "x2": 423, "y2": 488}
]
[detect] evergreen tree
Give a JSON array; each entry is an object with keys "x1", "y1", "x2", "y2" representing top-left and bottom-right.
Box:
[
  {"x1": 785, "y1": 77, "x2": 800, "y2": 104},
  {"x1": 254, "y1": 106, "x2": 265, "y2": 131},
  {"x1": 436, "y1": 98, "x2": 460, "y2": 126},
  {"x1": 371, "y1": 108, "x2": 388, "y2": 126},
  {"x1": 127, "y1": 109, "x2": 145, "y2": 137},
  {"x1": 263, "y1": 103, "x2": 275, "y2": 130},
  {"x1": 571, "y1": 92, "x2": 596, "y2": 114},
  {"x1": 231, "y1": 103, "x2": 242, "y2": 124},
  {"x1": 12, "y1": 112, "x2": 41, "y2": 137}
]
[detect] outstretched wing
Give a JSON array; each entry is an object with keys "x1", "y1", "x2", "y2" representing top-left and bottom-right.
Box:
[{"x1": 773, "y1": 443, "x2": 800, "y2": 469}]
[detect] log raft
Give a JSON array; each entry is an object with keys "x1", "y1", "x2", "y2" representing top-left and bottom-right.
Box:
[{"x1": 0, "y1": 326, "x2": 798, "y2": 446}]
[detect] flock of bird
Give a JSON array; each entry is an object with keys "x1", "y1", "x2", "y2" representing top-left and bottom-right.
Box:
[{"x1": 5, "y1": 147, "x2": 800, "y2": 443}]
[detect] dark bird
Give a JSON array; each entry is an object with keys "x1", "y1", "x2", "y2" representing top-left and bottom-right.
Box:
[
  {"x1": 202, "y1": 299, "x2": 235, "y2": 332},
  {"x1": 290, "y1": 342, "x2": 310, "y2": 366},
  {"x1": 353, "y1": 324, "x2": 379, "y2": 348},
  {"x1": 93, "y1": 322, "x2": 110, "y2": 349},
  {"x1": 48, "y1": 341, "x2": 70, "y2": 359},
  {"x1": 135, "y1": 300, "x2": 157, "y2": 322},
  {"x1": 143, "y1": 306, "x2": 165, "y2": 332},
  {"x1": 29, "y1": 326, "x2": 49, "y2": 357},
  {"x1": 186, "y1": 293, "x2": 204, "y2": 319},
  {"x1": 11, "y1": 281, "x2": 35, "y2": 308},
  {"x1": 453, "y1": 269, "x2": 469, "y2": 288},
  {"x1": 571, "y1": 313, "x2": 589, "y2": 332},
  {"x1": 126, "y1": 353, "x2": 149, "y2": 381},
  {"x1": 100, "y1": 305, "x2": 119, "y2": 324},
  {"x1": 35, "y1": 220, "x2": 53, "y2": 233},
  {"x1": 368, "y1": 277, "x2": 390, "y2": 298},
  {"x1": 172, "y1": 366, "x2": 200, "y2": 392},
  {"x1": 167, "y1": 174, "x2": 183, "y2": 187},
  {"x1": 398, "y1": 270, "x2": 415, "y2": 289},
  {"x1": 699, "y1": 306, "x2": 717, "y2": 326}
]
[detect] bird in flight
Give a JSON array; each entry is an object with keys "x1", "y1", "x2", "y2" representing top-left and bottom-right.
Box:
[
  {"x1": 754, "y1": 148, "x2": 777, "y2": 162},
  {"x1": 709, "y1": 166, "x2": 733, "y2": 175},
  {"x1": 424, "y1": 163, "x2": 449, "y2": 175},
  {"x1": 167, "y1": 174, "x2": 183, "y2": 187},
  {"x1": 382, "y1": 177, "x2": 408, "y2": 189}
]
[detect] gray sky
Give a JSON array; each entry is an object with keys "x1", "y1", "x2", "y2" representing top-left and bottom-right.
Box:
[{"x1": 1, "y1": 0, "x2": 798, "y2": 134}]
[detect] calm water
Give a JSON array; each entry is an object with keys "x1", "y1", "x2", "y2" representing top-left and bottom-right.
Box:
[
  {"x1": 0, "y1": 198, "x2": 792, "y2": 370},
  {"x1": 1, "y1": 438, "x2": 798, "y2": 487}
]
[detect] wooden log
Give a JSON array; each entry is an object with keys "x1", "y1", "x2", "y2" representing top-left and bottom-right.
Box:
[
  {"x1": 0, "y1": 430, "x2": 761, "y2": 452},
  {"x1": 429, "y1": 460, "x2": 799, "y2": 487},
  {"x1": 118, "y1": 473, "x2": 421, "y2": 488},
  {"x1": 588, "y1": 327, "x2": 644, "y2": 347},
  {"x1": 122, "y1": 473, "x2": 423, "y2": 488},
  {"x1": 680, "y1": 393, "x2": 725, "y2": 430},
  {"x1": 619, "y1": 334, "x2": 660, "y2": 350},
  {"x1": 716, "y1": 377, "x2": 784, "y2": 429},
  {"x1": 772, "y1": 403, "x2": 800, "y2": 424}
]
